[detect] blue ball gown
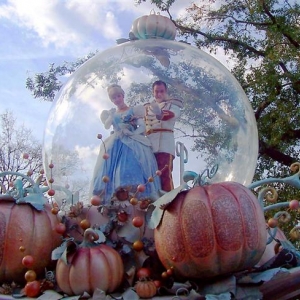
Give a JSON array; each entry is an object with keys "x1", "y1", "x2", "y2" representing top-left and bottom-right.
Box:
[{"x1": 92, "y1": 107, "x2": 161, "y2": 204}]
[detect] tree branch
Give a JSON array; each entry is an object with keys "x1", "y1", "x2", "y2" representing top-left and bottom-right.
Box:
[
  {"x1": 261, "y1": 0, "x2": 299, "y2": 48},
  {"x1": 259, "y1": 139, "x2": 297, "y2": 166},
  {"x1": 173, "y1": 21, "x2": 266, "y2": 57},
  {"x1": 281, "y1": 129, "x2": 300, "y2": 141}
]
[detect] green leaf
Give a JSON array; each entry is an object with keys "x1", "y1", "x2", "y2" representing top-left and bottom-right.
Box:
[
  {"x1": 116, "y1": 221, "x2": 140, "y2": 243},
  {"x1": 147, "y1": 184, "x2": 188, "y2": 229},
  {"x1": 59, "y1": 240, "x2": 78, "y2": 265}
]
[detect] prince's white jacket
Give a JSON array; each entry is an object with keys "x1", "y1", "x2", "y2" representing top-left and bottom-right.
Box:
[{"x1": 144, "y1": 99, "x2": 182, "y2": 156}]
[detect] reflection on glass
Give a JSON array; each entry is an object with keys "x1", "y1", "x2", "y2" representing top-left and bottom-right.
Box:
[{"x1": 43, "y1": 39, "x2": 258, "y2": 204}]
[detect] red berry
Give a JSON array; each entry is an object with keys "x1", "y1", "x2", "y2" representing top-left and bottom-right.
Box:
[
  {"x1": 48, "y1": 189, "x2": 55, "y2": 196},
  {"x1": 55, "y1": 223, "x2": 66, "y2": 234},
  {"x1": 137, "y1": 184, "x2": 146, "y2": 192},
  {"x1": 136, "y1": 267, "x2": 151, "y2": 279},
  {"x1": 268, "y1": 218, "x2": 278, "y2": 228},
  {"x1": 48, "y1": 163, "x2": 54, "y2": 168},
  {"x1": 289, "y1": 200, "x2": 299, "y2": 210},
  {"x1": 97, "y1": 134, "x2": 102, "y2": 139},
  {"x1": 22, "y1": 255, "x2": 34, "y2": 268},
  {"x1": 24, "y1": 280, "x2": 40, "y2": 297},
  {"x1": 103, "y1": 153, "x2": 109, "y2": 159},
  {"x1": 91, "y1": 195, "x2": 101, "y2": 206},
  {"x1": 132, "y1": 216, "x2": 144, "y2": 228}
]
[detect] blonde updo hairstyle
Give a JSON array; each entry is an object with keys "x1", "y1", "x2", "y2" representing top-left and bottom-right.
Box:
[{"x1": 107, "y1": 84, "x2": 125, "y2": 100}]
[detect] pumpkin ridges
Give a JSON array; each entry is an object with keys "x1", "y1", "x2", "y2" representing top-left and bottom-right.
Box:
[
  {"x1": 209, "y1": 184, "x2": 252, "y2": 275},
  {"x1": 183, "y1": 188, "x2": 215, "y2": 258},
  {"x1": 96, "y1": 245, "x2": 120, "y2": 292},
  {"x1": 91, "y1": 247, "x2": 111, "y2": 292},
  {"x1": 69, "y1": 248, "x2": 91, "y2": 295},
  {"x1": 183, "y1": 188, "x2": 216, "y2": 275},
  {"x1": 159, "y1": 192, "x2": 186, "y2": 263},
  {"x1": 220, "y1": 182, "x2": 266, "y2": 269},
  {"x1": 131, "y1": 14, "x2": 176, "y2": 40},
  {"x1": 135, "y1": 279, "x2": 157, "y2": 298},
  {"x1": 56, "y1": 259, "x2": 73, "y2": 295}
]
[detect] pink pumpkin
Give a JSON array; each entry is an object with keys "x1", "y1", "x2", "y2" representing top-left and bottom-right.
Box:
[
  {"x1": 56, "y1": 228, "x2": 124, "y2": 295},
  {"x1": 154, "y1": 182, "x2": 267, "y2": 278},
  {"x1": 0, "y1": 196, "x2": 61, "y2": 283}
]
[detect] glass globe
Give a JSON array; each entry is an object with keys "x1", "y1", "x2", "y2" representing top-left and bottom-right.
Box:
[{"x1": 43, "y1": 38, "x2": 258, "y2": 204}]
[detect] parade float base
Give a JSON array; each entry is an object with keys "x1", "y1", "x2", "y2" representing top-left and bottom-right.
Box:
[{"x1": 2, "y1": 265, "x2": 300, "y2": 300}]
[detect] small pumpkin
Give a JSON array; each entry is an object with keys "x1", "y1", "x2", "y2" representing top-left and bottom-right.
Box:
[
  {"x1": 131, "y1": 13, "x2": 176, "y2": 40},
  {"x1": 0, "y1": 196, "x2": 61, "y2": 283},
  {"x1": 56, "y1": 228, "x2": 124, "y2": 295},
  {"x1": 135, "y1": 279, "x2": 157, "y2": 299},
  {"x1": 154, "y1": 182, "x2": 267, "y2": 278}
]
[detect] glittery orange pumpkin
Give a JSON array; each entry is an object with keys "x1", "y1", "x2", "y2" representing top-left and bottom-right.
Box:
[{"x1": 154, "y1": 182, "x2": 267, "y2": 278}]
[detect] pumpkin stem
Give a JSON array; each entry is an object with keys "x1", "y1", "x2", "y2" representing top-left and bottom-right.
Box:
[{"x1": 82, "y1": 228, "x2": 99, "y2": 245}]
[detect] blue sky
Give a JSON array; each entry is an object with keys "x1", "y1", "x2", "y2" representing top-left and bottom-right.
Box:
[{"x1": 0, "y1": 0, "x2": 192, "y2": 141}]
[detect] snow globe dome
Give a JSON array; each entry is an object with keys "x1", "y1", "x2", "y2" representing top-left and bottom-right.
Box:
[{"x1": 43, "y1": 15, "x2": 258, "y2": 204}]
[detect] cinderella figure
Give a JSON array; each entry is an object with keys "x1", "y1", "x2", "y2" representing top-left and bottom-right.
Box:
[{"x1": 92, "y1": 84, "x2": 161, "y2": 204}]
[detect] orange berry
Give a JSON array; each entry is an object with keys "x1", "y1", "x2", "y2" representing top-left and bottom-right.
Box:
[
  {"x1": 102, "y1": 176, "x2": 109, "y2": 183},
  {"x1": 51, "y1": 207, "x2": 59, "y2": 215},
  {"x1": 130, "y1": 197, "x2": 138, "y2": 205},
  {"x1": 80, "y1": 219, "x2": 91, "y2": 230},
  {"x1": 133, "y1": 240, "x2": 144, "y2": 251},
  {"x1": 25, "y1": 270, "x2": 37, "y2": 282}
]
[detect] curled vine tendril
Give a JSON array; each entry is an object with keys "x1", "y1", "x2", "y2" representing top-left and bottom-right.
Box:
[
  {"x1": 290, "y1": 226, "x2": 300, "y2": 240},
  {"x1": 274, "y1": 211, "x2": 291, "y2": 223},
  {"x1": 258, "y1": 186, "x2": 278, "y2": 209},
  {"x1": 290, "y1": 162, "x2": 300, "y2": 173},
  {"x1": 193, "y1": 164, "x2": 219, "y2": 187}
]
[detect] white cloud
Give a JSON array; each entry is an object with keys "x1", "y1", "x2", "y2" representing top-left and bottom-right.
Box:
[
  {"x1": 0, "y1": 0, "x2": 198, "y2": 52},
  {"x1": 0, "y1": 0, "x2": 124, "y2": 51}
]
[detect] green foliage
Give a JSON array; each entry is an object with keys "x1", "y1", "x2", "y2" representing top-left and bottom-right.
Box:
[{"x1": 26, "y1": 52, "x2": 97, "y2": 102}]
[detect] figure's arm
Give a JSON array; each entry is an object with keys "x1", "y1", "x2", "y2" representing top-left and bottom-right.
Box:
[
  {"x1": 100, "y1": 109, "x2": 115, "y2": 129},
  {"x1": 151, "y1": 102, "x2": 180, "y2": 121},
  {"x1": 166, "y1": 104, "x2": 181, "y2": 120},
  {"x1": 133, "y1": 118, "x2": 146, "y2": 135}
]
